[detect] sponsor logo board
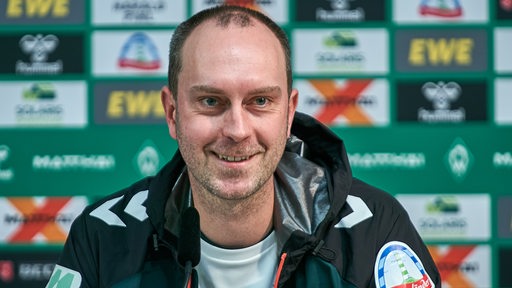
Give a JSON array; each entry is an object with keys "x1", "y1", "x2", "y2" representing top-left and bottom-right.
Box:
[
  {"x1": 192, "y1": 0, "x2": 288, "y2": 24},
  {"x1": 498, "y1": 196, "x2": 512, "y2": 238},
  {"x1": 32, "y1": 154, "x2": 116, "y2": 172},
  {"x1": 92, "y1": 0, "x2": 185, "y2": 25},
  {"x1": 0, "y1": 32, "x2": 84, "y2": 75},
  {"x1": 92, "y1": 30, "x2": 171, "y2": 76},
  {"x1": 499, "y1": 247, "x2": 512, "y2": 287},
  {"x1": 0, "y1": 250, "x2": 60, "y2": 288},
  {"x1": 295, "y1": 78, "x2": 389, "y2": 126},
  {"x1": 395, "y1": 29, "x2": 487, "y2": 73},
  {"x1": 494, "y1": 28, "x2": 512, "y2": 73},
  {"x1": 396, "y1": 79, "x2": 487, "y2": 123},
  {"x1": 497, "y1": 0, "x2": 512, "y2": 20},
  {"x1": 293, "y1": 29, "x2": 388, "y2": 75},
  {"x1": 0, "y1": 81, "x2": 87, "y2": 128},
  {"x1": 393, "y1": 0, "x2": 488, "y2": 23},
  {"x1": 94, "y1": 81, "x2": 165, "y2": 124},
  {"x1": 0, "y1": 197, "x2": 88, "y2": 244},
  {"x1": 495, "y1": 78, "x2": 512, "y2": 125},
  {"x1": 0, "y1": 0, "x2": 85, "y2": 25},
  {"x1": 295, "y1": 0, "x2": 385, "y2": 22},
  {"x1": 396, "y1": 194, "x2": 490, "y2": 241},
  {"x1": 348, "y1": 152, "x2": 426, "y2": 170},
  {"x1": 428, "y1": 245, "x2": 491, "y2": 288}
]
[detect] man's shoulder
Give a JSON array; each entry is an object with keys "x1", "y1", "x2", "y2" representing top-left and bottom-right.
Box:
[
  {"x1": 348, "y1": 178, "x2": 406, "y2": 214},
  {"x1": 78, "y1": 177, "x2": 156, "y2": 231}
]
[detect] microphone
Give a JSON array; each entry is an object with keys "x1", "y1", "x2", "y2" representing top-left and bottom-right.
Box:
[{"x1": 177, "y1": 207, "x2": 201, "y2": 288}]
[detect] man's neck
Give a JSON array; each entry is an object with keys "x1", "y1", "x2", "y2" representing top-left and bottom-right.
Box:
[{"x1": 192, "y1": 182, "x2": 275, "y2": 249}]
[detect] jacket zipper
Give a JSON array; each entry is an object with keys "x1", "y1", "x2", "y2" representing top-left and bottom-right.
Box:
[{"x1": 273, "y1": 252, "x2": 288, "y2": 288}]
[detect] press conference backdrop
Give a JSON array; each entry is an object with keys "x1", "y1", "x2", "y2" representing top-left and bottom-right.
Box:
[{"x1": 0, "y1": 0, "x2": 511, "y2": 287}]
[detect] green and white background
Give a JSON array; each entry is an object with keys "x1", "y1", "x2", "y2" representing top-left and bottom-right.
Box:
[{"x1": 0, "y1": 0, "x2": 511, "y2": 287}]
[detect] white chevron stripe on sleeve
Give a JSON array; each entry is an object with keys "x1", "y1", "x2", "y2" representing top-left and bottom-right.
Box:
[{"x1": 89, "y1": 196, "x2": 126, "y2": 227}]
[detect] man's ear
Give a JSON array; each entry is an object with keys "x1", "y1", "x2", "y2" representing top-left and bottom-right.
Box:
[
  {"x1": 287, "y1": 88, "x2": 299, "y2": 137},
  {"x1": 161, "y1": 86, "x2": 178, "y2": 139}
]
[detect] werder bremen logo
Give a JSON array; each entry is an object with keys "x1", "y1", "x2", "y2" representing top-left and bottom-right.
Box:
[
  {"x1": 445, "y1": 138, "x2": 473, "y2": 181},
  {"x1": 133, "y1": 139, "x2": 164, "y2": 177}
]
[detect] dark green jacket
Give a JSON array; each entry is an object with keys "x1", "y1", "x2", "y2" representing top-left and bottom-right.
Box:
[{"x1": 47, "y1": 112, "x2": 441, "y2": 288}]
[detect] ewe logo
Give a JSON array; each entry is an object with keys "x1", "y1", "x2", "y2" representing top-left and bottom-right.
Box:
[
  {"x1": 445, "y1": 138, "x2": 473, "y2": 182},
  {"x1": 16, "y1": 34, "x2": 62, "y2": 74}
]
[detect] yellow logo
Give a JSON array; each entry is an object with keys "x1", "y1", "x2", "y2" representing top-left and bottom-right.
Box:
[
  {"x1": 6, "y1": 0, "x2": 69, "y2": 18},
  {"x1": 107, "y1": 90, "x2": 164, "y2": 118},
  {"x1": 409, "y1": 38, "x2": 473, "y2": 66}
]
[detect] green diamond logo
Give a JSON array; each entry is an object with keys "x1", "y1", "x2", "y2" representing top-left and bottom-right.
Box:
[
  {"x1": 133, "y1": 139, "x2": 164, "y2": 177},
  {"x1": 445, "y1": 138, "x2": 473, "y2": 182}
]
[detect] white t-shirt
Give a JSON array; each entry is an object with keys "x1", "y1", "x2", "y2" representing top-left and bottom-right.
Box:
[{"x1": 196, "y1": 231, "x2": 278, "y2": 288}]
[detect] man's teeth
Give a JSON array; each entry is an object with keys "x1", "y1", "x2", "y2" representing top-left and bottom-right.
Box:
[{"x1": 218, "y1": 155, "x2": 249, "y2": 162}]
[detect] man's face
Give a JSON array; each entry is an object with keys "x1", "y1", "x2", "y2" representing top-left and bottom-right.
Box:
[{"x1": 162, "y1": 19, "x2": 298, "y2": 201}]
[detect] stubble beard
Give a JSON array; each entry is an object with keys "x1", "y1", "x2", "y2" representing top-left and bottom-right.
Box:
[{"x1": 175, "y1": 117, "x2": 289, "y2": 214}]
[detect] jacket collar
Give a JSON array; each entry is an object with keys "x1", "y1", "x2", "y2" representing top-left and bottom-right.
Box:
[{"x1": 145, "y1": 112, "x2": 352, "y2": 245}]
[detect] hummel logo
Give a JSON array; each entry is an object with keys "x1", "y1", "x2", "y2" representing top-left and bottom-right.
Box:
[{"x1": 89, "y1": 190, "x2": 149, "y2": 227}]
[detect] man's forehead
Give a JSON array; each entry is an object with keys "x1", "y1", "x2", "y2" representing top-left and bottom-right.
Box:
[{"x1": 191, "y1": 16, "x2": 269, "y2": 38}]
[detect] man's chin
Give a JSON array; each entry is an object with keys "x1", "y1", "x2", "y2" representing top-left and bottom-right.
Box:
[{"x1": 212, "y1": 187, "x2": 255, "y2": 201}]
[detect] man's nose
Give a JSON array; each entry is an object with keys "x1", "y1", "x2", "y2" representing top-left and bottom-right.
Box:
[{"x1": 222, "y1": 106, "x2": 251, "y2": 142}]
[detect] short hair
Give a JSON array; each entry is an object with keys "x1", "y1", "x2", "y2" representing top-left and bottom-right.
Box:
[{"x1": 167, "y1": 5, "x2": 292, "y2": 98}]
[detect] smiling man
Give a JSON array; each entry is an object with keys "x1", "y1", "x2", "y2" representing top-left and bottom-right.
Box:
[{"x1": 47, "y1": 5, "x2": 440, "y2": 288}]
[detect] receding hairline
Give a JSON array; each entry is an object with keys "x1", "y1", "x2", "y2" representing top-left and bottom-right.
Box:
[
  {"x1": 182, "y1": 15, "x2": 284, "y2": 54},
  {"x1": 168, "y1": 6, "x2": 293, "y2": 97}
]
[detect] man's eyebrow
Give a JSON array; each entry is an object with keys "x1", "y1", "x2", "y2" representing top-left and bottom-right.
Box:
[
  {"x1": 248, "y1": 86, "x2": 282, "y2": 96},
  {"x1": 190, "y1": 85, "x2": 224, "y2": 94},
  {"x1": 190, "y1": 85, "x2": 282, "y2": 95}
]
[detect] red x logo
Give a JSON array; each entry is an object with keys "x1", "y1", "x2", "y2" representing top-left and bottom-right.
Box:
[
  {"x1": 7, "y1": 197, "x2": 72, "y2": 243},
  {"x1": 309, "y1": 79, "x2": 373, "y2": 125},
  {"x1": 428, "y1": 245, "x2": 476, "y2": 287}
]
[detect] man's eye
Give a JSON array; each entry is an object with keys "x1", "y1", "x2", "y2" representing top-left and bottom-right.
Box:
[
  {"x1": 254, "y1": 97, "x2": 268, "y2": 106},
  {"x1": 201, "y1": 97, "x2": 218, "y2": 107}
]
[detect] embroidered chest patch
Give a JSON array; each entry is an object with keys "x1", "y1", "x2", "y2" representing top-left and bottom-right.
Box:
[{"x1": 374, "y1": 241, "x2": 435, "y2": 288}]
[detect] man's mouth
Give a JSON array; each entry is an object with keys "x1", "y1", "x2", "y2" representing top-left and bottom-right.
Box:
[{"x1": 217, "y1": 154, "x2": 250, "y2": 162}]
